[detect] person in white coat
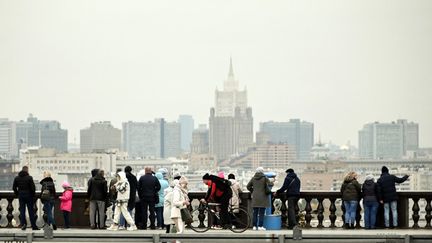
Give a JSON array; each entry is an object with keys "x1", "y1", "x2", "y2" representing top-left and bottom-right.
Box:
[
  {"x1": 107, "y1": 172, "x2": 137, "y2": 231},
  {"x1": 171, "y1": 176, "x2": 189, "y2": 234},
  {"x1": 228, "y1": 173, "x2": 242, "y2": 213},
  {"x1": 163, "y1": 179, "x2": 178, "y2": 233}
]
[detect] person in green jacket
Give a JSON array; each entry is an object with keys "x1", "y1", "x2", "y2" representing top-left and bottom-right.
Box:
[{"x1": 340, "y1": 171, "x2": 361, "y2": 229}]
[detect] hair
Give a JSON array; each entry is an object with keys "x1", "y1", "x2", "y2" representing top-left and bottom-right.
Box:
[
  {"x1": 344, "y1": 171, "x2": 357, "y2": 181},
  {"x1": 145, "y1": 167, "x2": 153, "y2": 174},
  {"x1": 43, "y1": 171, "x2": 51, "y2": 178},
  {"x1": 382, "y1": 166, "x2": 389, "y2": 174},
  {"x1": 22, "y1": 166, "x2": 29, "y2": 172},
  {"x1": 286, "y1": 168, "x2": 294, "y2": 173},
  {"x1": 228, "y1": 173, "x2": 235, "y2": 180},
  {"x1": 202, "y1": 173, "x2": 211, "y2": 180},
  {"x1": 116, "y1": 168, "x2": 122, "y2": 173},
  {"x1": 124, "y1": 166, "x2": 132, "y2": 173},
  {"x1": 98, "y1": 169, "x2": 105, "y2": 177}
]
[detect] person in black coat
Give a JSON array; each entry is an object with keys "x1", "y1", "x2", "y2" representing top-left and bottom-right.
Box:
[
  {"x1": 275, "y1": 168, "x2": 301, "y2": 229},
  {"x1": 87, "y1": 169, "x2": 108, "y2": 229},
  {"x1": 12, "y1": 166, "x2": 39, "y2": 230},
  {"x1": 377, "y1": 166, "x2": 409, "y2": 228},
  {"x1": 137, "y1": 167, "x2": 161, "y2": 229},
  {"x1": 362, "y1": 174, "x2": 381, "y2": 229},
  {"x1": 40, "y1": 171, "x2": 57, "y2": 230}
]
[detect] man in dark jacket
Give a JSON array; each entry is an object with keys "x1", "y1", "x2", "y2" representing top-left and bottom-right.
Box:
[
  {"x1": 12, "y1": 166, "x2": 39, "y2": 230},
  {"x1": 377, "y1": 166, "x2": 409, "y2": 228},
  {"x1": 201, "y1": 173, "x2": 233, "y2": 229},
  {"x1": 275, "y1": 168, "x2": 301, "y2": 229},
  {"x1": 87, "y1": 169, "x2": 108, "y2": 229},
  {"x1": 119, "y1": 166, "x2": 137, "y2": 228},
  {"x1": 137, "y1": 167, "x2": 161, "y2": 229}
]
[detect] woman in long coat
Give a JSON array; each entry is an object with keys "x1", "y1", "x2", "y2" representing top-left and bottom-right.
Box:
[{"x1": 247, "y1": 167, "x2": 270, "y2": 231}]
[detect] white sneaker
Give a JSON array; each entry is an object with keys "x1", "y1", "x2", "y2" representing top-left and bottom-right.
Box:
[
  {"x1": 118, "y1": 226, "x2": 126, "y2": 230},
  {"x1": 258, "y1": 226, "x2": 266, "y2": 231},
  {"x1": 107, "y1": 224, "x2": 119, "y2": 231},
  {"x1": 253, "y1": 226, "x2": 257, "y2": 230},
  {"x1": 127, "y1": 225, "x2": 137, "y2": 231}
]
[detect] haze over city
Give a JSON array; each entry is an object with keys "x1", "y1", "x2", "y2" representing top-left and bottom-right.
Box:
[{"x1": 1, "y1": 0, "x2": 432, "y2": 147}]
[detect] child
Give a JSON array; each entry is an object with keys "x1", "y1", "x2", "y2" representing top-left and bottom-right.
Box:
[{"x1": 59, "y1": 181, "x2": 73, "y2": 229}]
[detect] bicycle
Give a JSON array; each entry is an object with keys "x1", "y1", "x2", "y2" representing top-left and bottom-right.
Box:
[{"x1": 189, "y1": 202, "x2": 250, "y2": 233}]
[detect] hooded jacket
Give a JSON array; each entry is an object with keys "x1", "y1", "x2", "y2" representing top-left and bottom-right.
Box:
[
  {"x1": 60, "y1": 182, "x2": 73, "y2": 212},
  {"x1": 87, "y1": 173, "x2": 108, "y2": 201},
  {"x1": 155, "y1": 172, "x2": 169, "y2": 207},
  {"x1": 377, "y1": 172, "x2": 409, "y2": 203},
  {"x1": 13, "y1": 170, "x2": 36, "y2": 196},
  {"x1": 247, "y1": 172, "x2": 270, "y2": 208},
  {"x1": 362, "y1": 179, "x2": 381, "y2": 202},
  {"x1": 40, "y1": 176, "x2": 56, "y2": 201},
  {"x1": 115, "y1": 172, "x2": 130, "y2": 202},
  {"x1": 340, "y1": 177, "x2": 361, "y2": 201},
  {"x1": 276, "y1": 172, "x2": 301, "y2": 197}
]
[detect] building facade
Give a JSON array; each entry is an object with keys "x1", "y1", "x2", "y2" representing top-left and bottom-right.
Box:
[
  {"x1": 191, "y1": 124, "x2": 209, "y2": 154},
  {"x1": 80, "y1": 121, "x2": 121, "y2": 153},
  {"x1": 359, "y1": 120, "x2": 419, "y2": 159},
  {"x1": 122, "y1": 119, "x2": 181, "y2": 158},
  {"x1": 21, "y1": 114, "x2": 68, "y2": 153},
  {"x1": 178, "y1": 115, "x2": 194, "y2": 152},
  {"x1": 209, "y1": 59, "x2": 253, "y2": 161},
  {"x1": 259, "y1": 119, "x2": 314, "y2": 160}
]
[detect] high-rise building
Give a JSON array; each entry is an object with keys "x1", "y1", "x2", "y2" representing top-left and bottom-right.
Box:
[
  {"x1": 191, "y1": 124, "x2": 209, "y2": 154},
  {"x1": 178, "y1": 115, "x2": 194, "y2": 152},
  {"x1": 259, "y1": 119, "x2": 314, "y2": 160},
  {"x1": 358, "y1": 119, "x2": 419, "y2": 159},
  {"x1": 80, "y1": 121, "x2": 121, "y2": 153},
  {"x1": 0, "y1": 119, "x2": 16, "y2": 158},
  {"x1": 163, "y1": 120, "x2": 181, "y2": 158},
  {"x1": 209, "y1": 58, "x2": 253, "y2": 161},
  {"x1": 14, "y1": 114, "x2": 68, "y2": 153},
  {"x1": 122, "y1": 119, "x2": 181, "y2": 158}
]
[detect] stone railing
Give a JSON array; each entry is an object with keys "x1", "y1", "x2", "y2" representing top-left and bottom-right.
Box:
[{"x1": 0, "y1": 191, "x2": 431, "y2": 229}]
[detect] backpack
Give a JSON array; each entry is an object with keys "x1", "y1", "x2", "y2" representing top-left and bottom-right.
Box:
[
  {"x1": 210, "y1": 175, "x2": 232, "y2": 192},
  {"x1": 41, "y1": 181, "x2": 54, "y2": 202}
]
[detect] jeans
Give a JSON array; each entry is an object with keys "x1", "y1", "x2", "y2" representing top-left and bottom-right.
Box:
[
  {"x1": 141, "y1": 200, "x2": 156, "y2": 228},
  {"x1": 287, "y1": 197, "x2": 299, "y2": 227},
  {"x1": 344, "y1": 200, "x2": 358, "y2": 225},
  {"x1": 155, "y1": 207, "x2": 164, "y2": 227},
  {"x1": 363, "y1": 201, "x2": 379, "y2": 229},
  {"x1": 384, "y1": 201, "x2": 398, "y2": 227},
  {"x1": 253, "y1": 207, "x2": 265, "y2": 227},
  {"x1": 62, "y1": 211, "x2": 70, "y2": 228},
  {"x1": 89, "y1": 200, "x2": 105, "y2": 228},
  {"x1": 43, "y1": 201, "x2": 55, "y2": 225},
  {"x1": 18, "y1": 193, "x2": 37, "y2": 228}
]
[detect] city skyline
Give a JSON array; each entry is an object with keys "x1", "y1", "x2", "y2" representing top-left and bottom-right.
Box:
[{"x1": 1, "y1": 1, "x2": 431, "y2": 147}]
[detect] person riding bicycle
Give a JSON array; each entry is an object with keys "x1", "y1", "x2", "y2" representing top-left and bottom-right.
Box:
[{"x1": 201, "y1": 173, "x2": 233, "y2": 229}]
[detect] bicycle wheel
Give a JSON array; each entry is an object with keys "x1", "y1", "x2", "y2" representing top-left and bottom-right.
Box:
[
  {"x1": 229, "y1": 207, "x2": 250, "y2": 233},
  {"x1": 189, "y1": 205, "x2": 212, "y2": 233}
]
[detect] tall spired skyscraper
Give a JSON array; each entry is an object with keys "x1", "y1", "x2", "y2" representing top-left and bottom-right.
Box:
[{"x1": 209, "y1": 58, "x2": 253, "y2": 161}]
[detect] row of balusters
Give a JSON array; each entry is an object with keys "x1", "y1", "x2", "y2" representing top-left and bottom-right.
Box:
[{"x1": 0, "y1": 195, "x2": 431, "y2": 229}]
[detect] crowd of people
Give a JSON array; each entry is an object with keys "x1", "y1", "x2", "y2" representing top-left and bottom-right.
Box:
[{"x1": 11, "y1": 164, "x2": 409, "y2": 232}]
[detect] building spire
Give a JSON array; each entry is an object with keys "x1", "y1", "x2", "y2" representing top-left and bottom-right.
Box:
[{"x1": 228, "y1": 56, "x2": 234, "y2": 78}]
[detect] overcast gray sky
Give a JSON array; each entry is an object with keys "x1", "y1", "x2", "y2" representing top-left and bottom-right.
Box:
[{"x1": 1, "y1": 0, "x2": 431, "y2": 147}]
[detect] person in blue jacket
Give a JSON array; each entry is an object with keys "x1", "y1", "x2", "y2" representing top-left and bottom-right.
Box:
[
  {"x1": 275, "y1": 168, "x2": 301, "y2": 229},
  {"x1": 155, "y1": 172, "x2": 169, "y2": 229}
]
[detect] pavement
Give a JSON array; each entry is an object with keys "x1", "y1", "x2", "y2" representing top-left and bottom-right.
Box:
[{"x1": 0, "y1": 228, "x2": 432, "y2": 243}]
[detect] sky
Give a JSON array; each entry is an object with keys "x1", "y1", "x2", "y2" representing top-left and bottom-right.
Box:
[{"x1": 0, "y1": 0, "x2": 431, "y2": 147}]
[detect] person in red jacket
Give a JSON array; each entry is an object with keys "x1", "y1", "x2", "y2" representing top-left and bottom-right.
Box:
[
  {"x1": 59, "y1": 181, "x2": 73, "y2": 229},
  {"x1": 201, "y1": 173, "x2": 232, "y2": 229}
]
